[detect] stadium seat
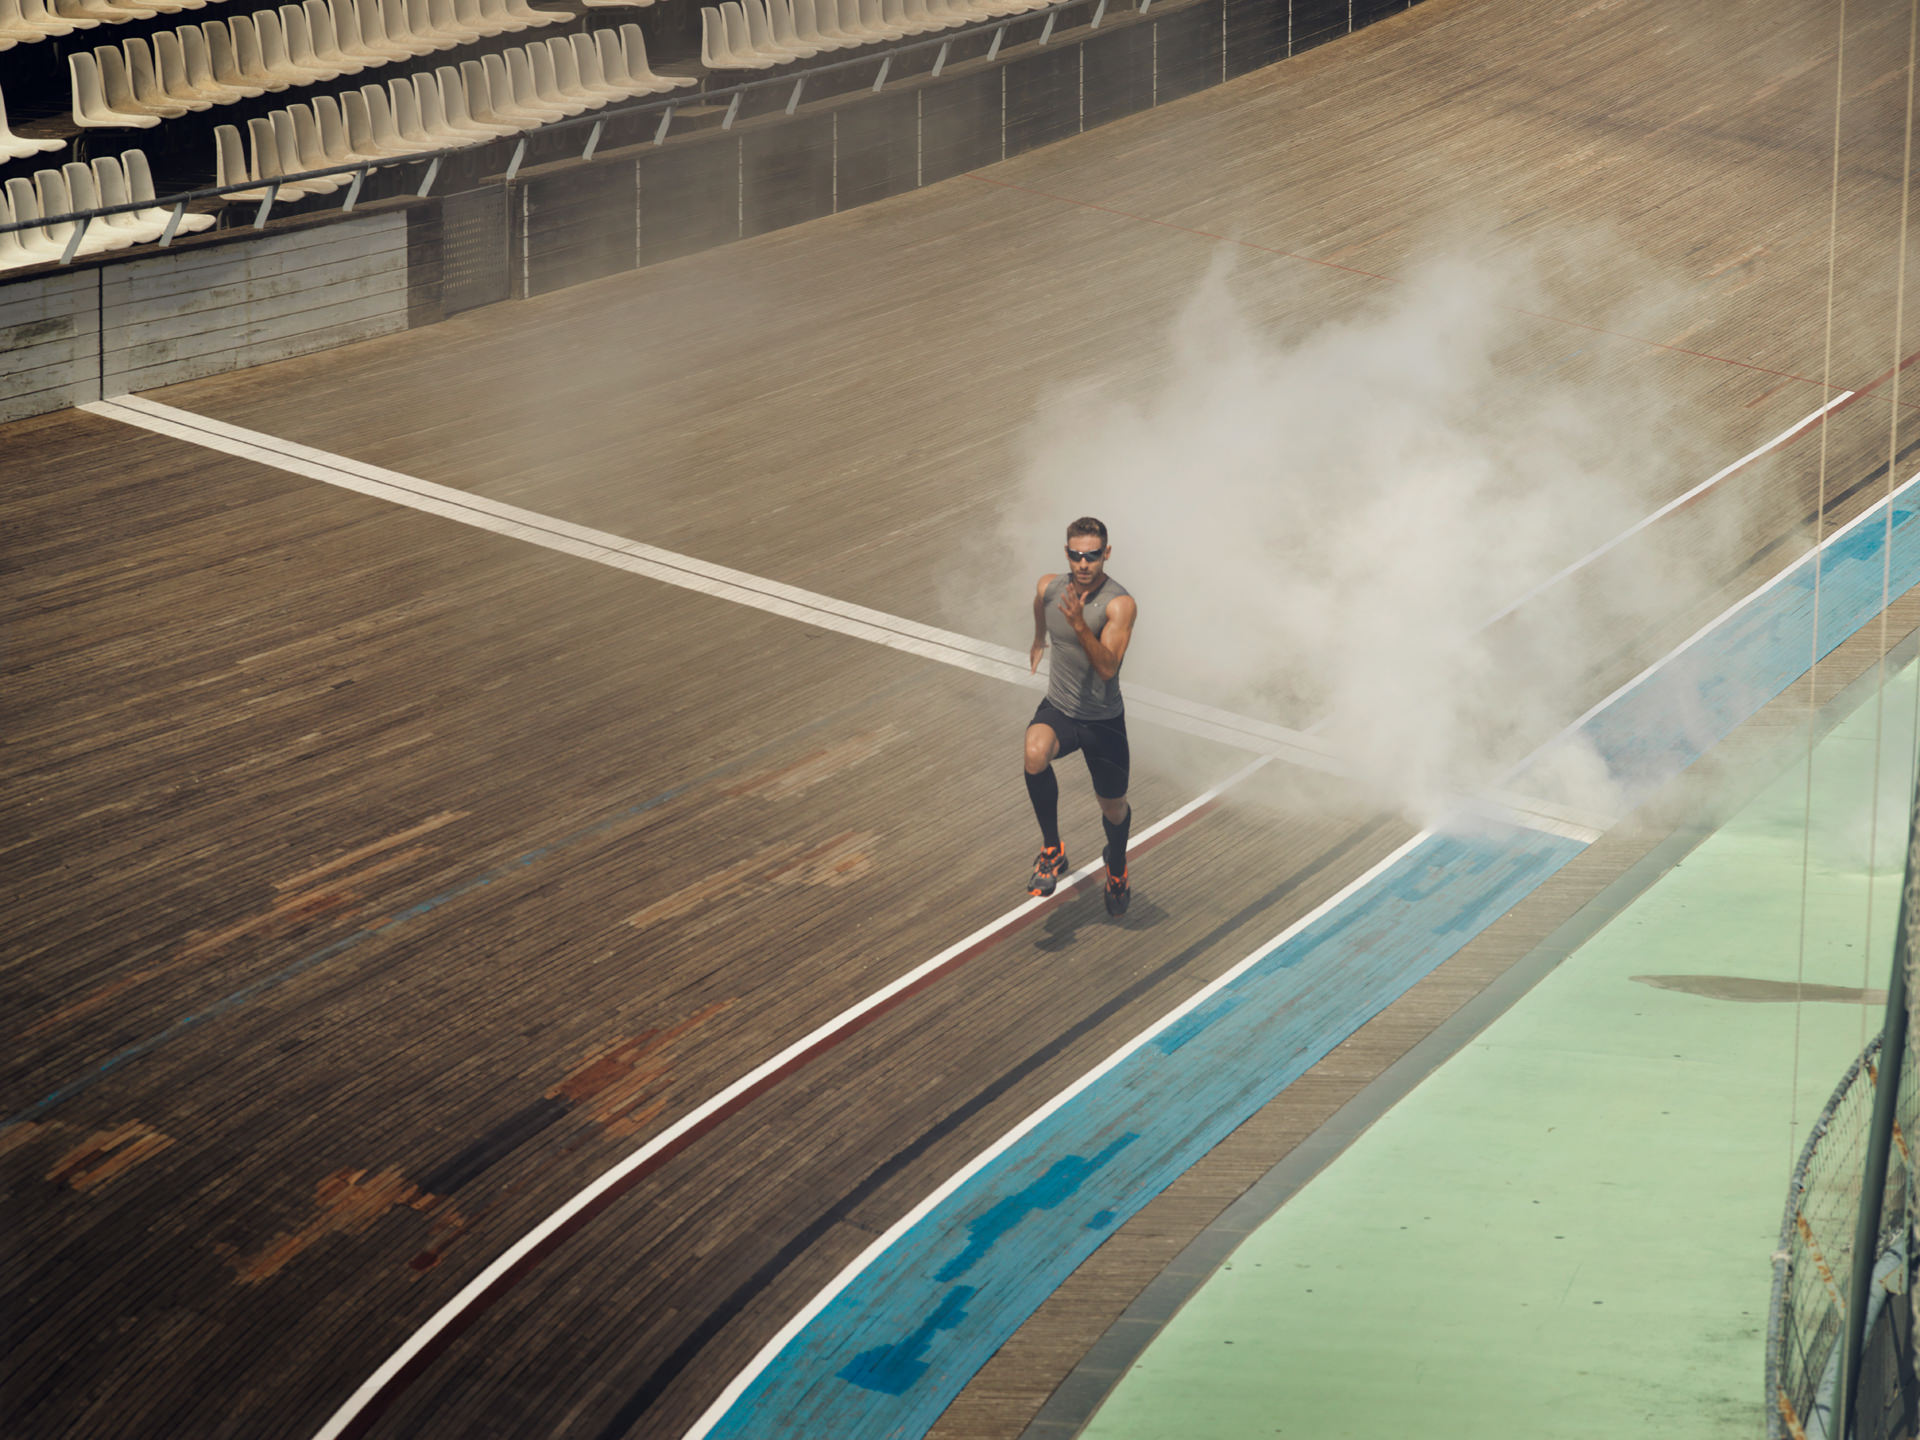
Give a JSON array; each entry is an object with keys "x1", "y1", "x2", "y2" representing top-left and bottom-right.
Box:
[
  {"x1": 59, "y1": 160, "x2": 135, "y2": 248},
  {"x1": 31, "y1": 166, "x2": 121, "y2": 255},
  {"x1": 429, "y1": 63, "x2": 504, "y2": 135},
  {"x1": 554, "y1": 35, "x2": 618, "y2": 103},
  {"x1": 202, "y1": 20, "x2": 268, "y2": 96},
  {"x1": 254, "y1": 9, "x2": 333, "y2": 83},
  {"x1": 408, "y1": 72, "x2": 479, "y2": 142},
  {"x1": 1, "y1": 84, "x2": 67, "y2": 158},
  {"x1": 73, "y1": 47, "x2": 154, "y2": 125},
  {"x1": 1, "y1": 180, "x2": 71, "y2": 266},
  {"x1": 125, "y1": 146, "x2": 214, "y2": 231},
  {"x1": 90, "y1": 154, "x2": 163, "y2": 241},
  {"x1": 1, "y1": 0, "x2": 77, "y2": 51},
  {"x1": 504, "y1": 45, "x2": 568, "y2": 117}
]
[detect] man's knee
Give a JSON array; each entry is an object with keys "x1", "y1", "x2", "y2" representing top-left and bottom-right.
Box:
[
  {"x1": 1099, "y1": 795, "x2": 1130, "y2": 823},
  {"x1": 1024, "y1": 727, "x2": 1058, "y2": 774}
]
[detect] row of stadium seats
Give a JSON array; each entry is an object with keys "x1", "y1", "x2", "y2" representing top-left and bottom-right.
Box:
[
  {"x1": 210, "y1": 27, "x2": 690, "y2": 195},
  {"x1": 66, "y1": 0, "x2": 567, "y2": 129},
  {"x1": 1, "y1": 0, "x2": 230, "y2": 52},
  {"x1": 700, "y1": 0, "x2": 1038, "y2": 69},
  {"x1": 3, "y1": 0, "x2": 636, "y2": 46},
  {"x1": 1, "y1": 148, "x2": 214, "y2": 269}
]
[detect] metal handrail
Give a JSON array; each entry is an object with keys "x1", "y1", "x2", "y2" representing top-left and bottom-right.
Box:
[{"x1": 0, "y1": 0, "x2": 1151, "y2": 249}]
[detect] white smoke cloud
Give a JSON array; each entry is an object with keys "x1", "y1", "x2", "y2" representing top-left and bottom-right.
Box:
[{"x1": 978, "y1": 245, "x2": 1732, "y2": 827}]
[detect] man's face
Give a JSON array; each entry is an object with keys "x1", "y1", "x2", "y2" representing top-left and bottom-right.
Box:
[{"x1": 1065, "y1": 536, "x2": 1108, "y2": 586}]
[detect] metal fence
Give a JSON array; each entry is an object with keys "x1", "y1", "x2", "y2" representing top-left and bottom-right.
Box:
[{"x1": 1768, "y1": 787, "x2": 1920, "y2": 1440}]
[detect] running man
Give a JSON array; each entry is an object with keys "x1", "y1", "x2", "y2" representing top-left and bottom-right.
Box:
[{"x1": 1024, "y1": 516, "x2": 1137, "y2": 915}]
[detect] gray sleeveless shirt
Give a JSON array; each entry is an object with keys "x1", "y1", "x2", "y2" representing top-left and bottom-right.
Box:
[{"x1": 1043, "y1": 573, "x2": 1131, "y2": 720}]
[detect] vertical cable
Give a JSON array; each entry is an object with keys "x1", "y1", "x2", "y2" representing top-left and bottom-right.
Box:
[
  {"x1": 1793, "y1": 0, "x2": 1849, "y2": 1171},
  {"x1": 1863, "y1": 0, "x2": 1920, "y2": 1051}
]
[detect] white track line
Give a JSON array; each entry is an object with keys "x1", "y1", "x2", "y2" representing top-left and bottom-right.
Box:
[
  {"x1": 83, "y1": 395, "x2": 1588, "y2": 834},
  {"x1": 1479, "y1": 392, "x2": 1853, "y2": 630},
  {"x1": 306, "y1": 754, "x2": 1268, "y2": 1440},
  {"x1": 681, "y1": 464, "x2": 1920, "y2": 1440}
]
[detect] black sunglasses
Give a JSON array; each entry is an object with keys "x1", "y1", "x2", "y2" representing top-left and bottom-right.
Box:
[{"x1": 1065, "y1": 547, "x2": 1104, "y2": 562}]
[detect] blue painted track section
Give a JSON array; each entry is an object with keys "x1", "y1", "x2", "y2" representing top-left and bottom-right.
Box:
[{"x1": 704, "y1": 492, "x2": 1920, "y2": 1440}]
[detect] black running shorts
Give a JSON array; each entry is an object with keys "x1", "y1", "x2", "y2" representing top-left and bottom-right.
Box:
[{"x1": 1030, "y1": 699, "x2": 1130, "y2": 799}]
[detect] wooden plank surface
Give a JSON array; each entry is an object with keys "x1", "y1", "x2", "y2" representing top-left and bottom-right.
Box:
[{"x1": 6, "y1": 0, "x2": 1920, "y2": 1438}]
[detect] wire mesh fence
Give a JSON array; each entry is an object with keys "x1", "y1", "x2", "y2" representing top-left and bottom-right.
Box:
[{"x1": 1767, "y1": 798, "x2": 1920, "y2": 1440}]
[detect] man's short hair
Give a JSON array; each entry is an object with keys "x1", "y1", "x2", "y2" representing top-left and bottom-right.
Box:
[{"x1": 1066, "y1": 516, "x2": 1108, "y2": 547}]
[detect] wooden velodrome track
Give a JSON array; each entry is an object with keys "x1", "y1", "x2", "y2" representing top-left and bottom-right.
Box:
[{"x1": 8, "y1": 0, "x2": 1920, "y2": 1436}]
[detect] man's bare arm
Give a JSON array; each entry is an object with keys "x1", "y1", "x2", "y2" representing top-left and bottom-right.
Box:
[
  {"x1": 1030, "y1": 574, "x2": 1056, "y2": 674},
  {"x1": 1060, "y1": 592, "x2": 1135, "y2": 680}
]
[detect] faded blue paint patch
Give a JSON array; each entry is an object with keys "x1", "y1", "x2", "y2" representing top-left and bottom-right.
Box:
[
  {"x1": 700, "y1": 492, "x2": 1920, "y2": 1440},
  {"x1": 837, "y1": 1285, "x2": 978, "y2": 1395},
  {"x1": 934, "y1": 1134, "x2": 1137, "y2": 1283}
]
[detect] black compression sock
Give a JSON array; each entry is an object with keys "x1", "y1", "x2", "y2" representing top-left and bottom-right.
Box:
[
  {"x1": 1102, "y1": 804, "x2": 1132, "y2": 875},
  {"x1": 1025, "y1": 767, "x2": 1061, "y2": 849}
]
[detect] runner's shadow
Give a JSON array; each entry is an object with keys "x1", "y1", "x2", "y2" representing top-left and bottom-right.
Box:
[{"x1": 1033, "y1": 891, "x2": 1169, "y2": 952}]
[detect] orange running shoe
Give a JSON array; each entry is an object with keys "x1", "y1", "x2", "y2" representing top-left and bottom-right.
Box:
[
  {"x1": 1028, "y1": 845, "x2": 1067, "y2": 897},
  {"x1": 1103, "y1": 857, "x2": 1130, "y2": 917}
]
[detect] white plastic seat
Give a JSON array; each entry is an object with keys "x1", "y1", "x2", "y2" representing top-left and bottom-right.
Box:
[
  {"x1": 61, "y1": 160, "x2": 135, "y2": 248},
  {"x1": 181, "y1": 25, "x2": 245, "y2": 101},
  {"x1": 716, "y1": 5, "x2": 770, "y2": 67},
  {"x1": 201, "y1": 20, "x2": 268, "y2": 96},
  {"x1": 515, "y1": 43, "x2": 582, "y2": 114},
  {"x1": 3, "y1": 179, "x2": 71, "y2": 263},
  {"x1": 358, "y1": 81, "x2": 421, "y2": 152},
  {"x1": 327, "y1": 0, "x2": 383, "y2": 63},
  {"x1": 787, "y1": 0, "x2": 827, "y2": 48},
  {"x1": 765, "y1": 0, "x2": 820, "y2": 54},
  {"x1": 437, "y1": 63, "x2": 514, "y2": 135},
  {"x1": 312, "y1": 93, "x2": 366, "y2": 161},
  {"x1": 254, "y1": 9, "x2": 331, "y2": 84},
  {"x1": 498, "y1": 0, "x2": 563, "y2": 25},
  {"x1": 463, "y1": 56, "x2": 534, "y2": 128},
  {"x1": 34, "y1": 167, "x2": 119, "y2": 256},
  {"x1": 409, "y1": 72, "x2": 478, "y2": 143},
  {"x1": 45, "y1": 0, "x2": 101, "y2": 27},
  {"x1": 296, "y1": 1, "x2": 355, "y2": 72},
  {"x1": 3, "y1": 0, "x2": 78, "y2": 47},
  {"x1": 123, "y1": 37, "x2": 191, "y2": 116},
  {"x1": 0, "y1": 191, "x2": 49, "y2": 273},
  {"x1": 546, "y1": 36, "x2": 610, "y2": 105},
  {"x1": 82, "y1": 45, "x2": 165, "y2": 123},
  {"x1": 618, "y1": 22, "x2": 693, "y2": 89},
  {"x1": 352, "y1": 0, "x2": 416, "y2": 60},
  {"x1": 383, "y1": 76, "x2": 438, "y2": 145},
  {"x1": 565, "y1": 32, "x2": 626, "y2": 99},
  {"x1": 215, "y1": 121, "x2": 273, "y2": 197},
  {"x1": 124, "y1": 148, "x2": 213, "y2": 231},
  {"x1": 592, "y1": 27, "x2": 643, "y2": 91},
  {"x1": 2, "y1": 84, "x2": 67, "y2": 158},
  {"x1": 277, "y1": 2, "x2": 339, "y2": 74},
  {"x1": 530, "y1": 40, "x2": 595, "y2": 111},
  {"x1": 424, "y1": 0, "x2": 481, "y2": 41},
  {"x1": 482, "y1": 49, "x2": 553, "y2": 122},
  {"x1": 149, "y1": 30, "x2": 210, "y2": 108},
  {"x1": 499, "y1": 47, "x2": 567, "y2": 119},
  {"x1": 697, "y1": 7, "x2": 728, "y2": 68},
  {"x1": 70, "y1": 51, "x2": 148, "y2": 127},
  {"x1": 92, "y1": 154, "x2": 164, "y2": 241},
  {"x1": 740, "y1": 0, "x2": 804, "y2": 61}
]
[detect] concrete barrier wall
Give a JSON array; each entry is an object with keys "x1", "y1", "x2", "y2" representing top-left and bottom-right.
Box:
[{"x1": 0, "y1": 214, "x2": 411, "y2": 423}]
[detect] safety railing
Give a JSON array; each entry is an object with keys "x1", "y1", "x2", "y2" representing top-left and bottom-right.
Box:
[{"x1": 0, "y1": 0, "x2": 1158, "y2": 258}]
